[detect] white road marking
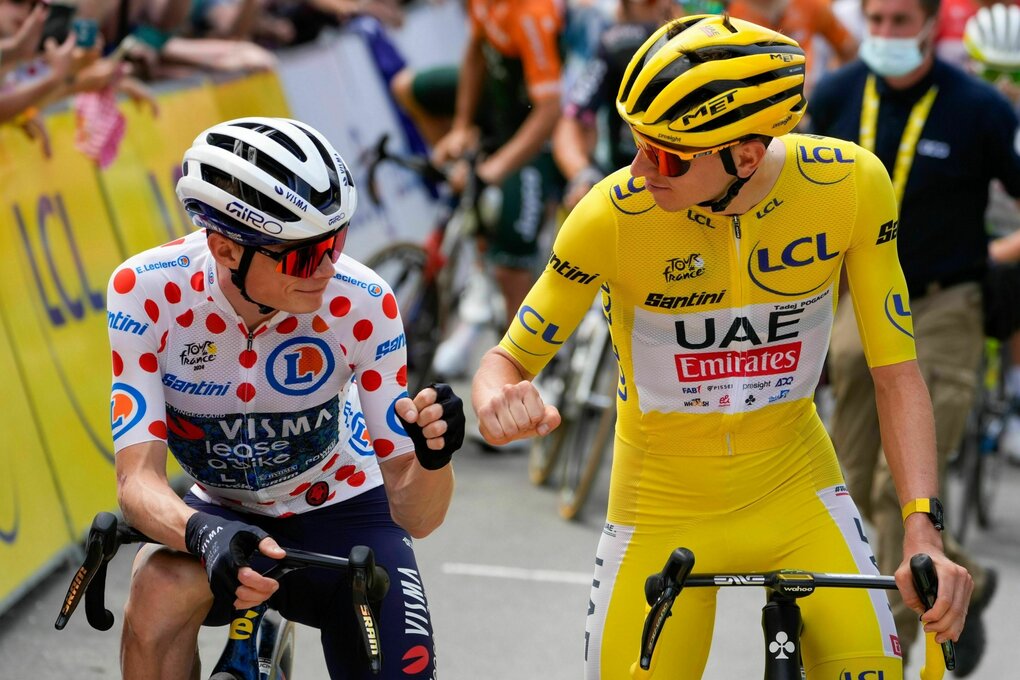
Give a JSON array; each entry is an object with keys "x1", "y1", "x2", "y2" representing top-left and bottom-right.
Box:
[{"x1": 442, "y1": 562, "x2": 592, "y2": 585}]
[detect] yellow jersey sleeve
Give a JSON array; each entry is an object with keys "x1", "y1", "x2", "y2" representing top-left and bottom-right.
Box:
[
  {"x1": 499, "y1": 186, "x2": 618, "y2": 376},
  {"x1": 843, "y1": 147, "x2": 917, "y2": 367}
]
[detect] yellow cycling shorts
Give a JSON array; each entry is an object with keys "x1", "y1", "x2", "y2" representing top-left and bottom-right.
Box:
[{"x1": 584, "y1": 413, "x2": 903, "y2": 679}]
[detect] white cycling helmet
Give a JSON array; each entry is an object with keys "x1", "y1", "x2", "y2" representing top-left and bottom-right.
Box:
[
  {"x1": 176, "y1": 117, "x2": 358, "y2": 246},
  {"x1": 964, "y1": 4, "x2": 1020, "y2": 72}
]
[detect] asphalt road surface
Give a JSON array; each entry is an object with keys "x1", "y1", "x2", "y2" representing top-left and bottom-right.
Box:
[{"x1": 2, "y1": 424, "x2": 1018, "y2": 679}]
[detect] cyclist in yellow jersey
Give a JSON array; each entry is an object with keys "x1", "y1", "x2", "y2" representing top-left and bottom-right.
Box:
[{"x1": 471, "y1": 14, "x2": 972, "y2": 679}]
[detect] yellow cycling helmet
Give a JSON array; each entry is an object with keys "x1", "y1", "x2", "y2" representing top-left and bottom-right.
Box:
[{"x1": 616, "y1": 14, "x2": 807, "y2": 151}]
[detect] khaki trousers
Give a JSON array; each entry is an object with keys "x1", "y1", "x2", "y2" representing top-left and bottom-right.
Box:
[{"x1": 828, "y1": 282, "x2": 986, "y2": 656}]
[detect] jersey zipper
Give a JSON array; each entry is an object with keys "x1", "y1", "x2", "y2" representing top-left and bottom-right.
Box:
[{"x1": 727, "y1": 215, "x2": 744, "y2": 456}]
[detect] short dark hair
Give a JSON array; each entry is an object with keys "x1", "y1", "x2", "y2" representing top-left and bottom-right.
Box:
[{"x1": 862, "y1": 0, "x2": 940, "y2": 19}]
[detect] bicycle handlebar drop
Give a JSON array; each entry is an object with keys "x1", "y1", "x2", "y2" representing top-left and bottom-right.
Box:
[
  {"x1": 635, "y1": 548, "x2": 955, "y2": 680},
  {"x1": 55, "y1": 512, "x2": 391, "y2": 674}
]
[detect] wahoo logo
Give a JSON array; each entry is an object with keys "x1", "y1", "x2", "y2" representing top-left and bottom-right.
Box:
[
  {"x1": 274, "y1": 185, "x2": 309, "y2": 212},
  {"x1": 681, "y1": 91, "x2": 736, "y2": 126},
  {"x1": 266, "y1": 337, "x2": 335, "y2": 395},
  {"x1": 111, "y1": 383, "x2": 146, "y2": 441},
  {"x1": 884, "y1": 290, "x2": 913, "y2": 338},
  {"x1": 226, "y1": 201, "x2": 283, "y2": 234},
  {"x1": 108, "y1": 310, "x2": 150, "y2": 336},
  {"x1": 548, "y1": 252, "x2": 598, "y2": 284}
]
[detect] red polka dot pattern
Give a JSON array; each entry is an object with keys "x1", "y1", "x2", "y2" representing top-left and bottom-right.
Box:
[
  {"x1": 190, "y1": 271, "x2": 204, "y2": 292},
  {"x1": 382, "y1": 293, "x2": 398, "y2": 319},
  {"x1": 158, "y1": 331, "x2": 168, "y2": 353},
  {"x1": 280, "y1": 512, "x2": 295, "y2": 519},
  {"x1": 396, "y1": 365, "x2": 407, "y2": 387},
  {"x1": 164, "y1": 282, "x2": 181, "y2": 304},
  {"x1": 237, "y1": 383, "x2": 256, "y2": 402},
  {"x1": 139, "y1": 353, "x2": 158, "y2": 373},
  {"x1": 111, "y1": 351, "x2": 123, "y2": 377},
  {"x1": 373, "y1": 439, "x2": 394, "y2": 457},
  {"x1": 353, "y1": 319, "x2": 373, "y2": 341},
  {"x1": 289, "y1": 482, "x2": 311, "y2": 497},
  {"x1": 334, "y1": 465, "x2": 355, "y2": 482},
  {"x1": 347, "y1": 471, "x2": 367, "y2": 487},
  {"x1": 177, "y1": 309, "x2": 194, "y2": 327},
  {"x1": 330, "y1": 296, "x2": 351, "y2": 317},
  {"x1": 148, "y1": 421, "x2": 167, "y2": 439},
  {"x1": 322, "y1": 453, "x2": 339, "y2": 471},
  {"x1": 144, "y1": 299, "x2": 160, "y2": 323},
  {"x1": 113, "y1": 269, "x2": 136, "y2": 294},
  {"x1": 360, "y1": 370, "x2": 382, "y2": 391},
  {"x1": 312, "y1": 316, "x2": 329, "y2": 333},
  {"x1": 277, "y1": 317, "x2": 299, "y2": 334},
  {"x1": 239, "y1": 349, "x2": 257, "y2": 368},
  {"x1": 206, "y1": 313, "x2": 226, "y2": 334},
  {"x1": 163, "y1": 237, "x2": 186, "y2": 247}
]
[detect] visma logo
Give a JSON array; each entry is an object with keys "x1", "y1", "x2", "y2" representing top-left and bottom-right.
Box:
[
  {"x1": 748, "y1": 234, "x2": 839, "y2": 296},
  {"x1": 111, "y1": 383, "x2": 146, "y2": 441},
  {"x1": 266, "y1": 337, "x2": 335, "y2": 396},
  {"x1": 883, "y1": 289, "x2": 913, "y2": 338}
]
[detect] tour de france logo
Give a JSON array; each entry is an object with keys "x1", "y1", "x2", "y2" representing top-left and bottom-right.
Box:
[{"x1": 266, "y1": 337, "x2": 336, "y2": 396}]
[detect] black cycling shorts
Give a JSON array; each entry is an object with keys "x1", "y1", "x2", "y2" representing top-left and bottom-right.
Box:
[{"x1": 184, "y1": 487, "x2": 436, "y2": 679}]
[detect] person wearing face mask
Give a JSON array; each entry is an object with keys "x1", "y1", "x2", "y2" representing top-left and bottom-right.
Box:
[{"x1": 808, "y1": 0, "x2": 1020, "y2": 675}]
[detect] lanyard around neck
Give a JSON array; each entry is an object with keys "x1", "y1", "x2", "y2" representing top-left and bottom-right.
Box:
[{"x1": 859, "y1": 74, "x2": 938, "y2": 206}]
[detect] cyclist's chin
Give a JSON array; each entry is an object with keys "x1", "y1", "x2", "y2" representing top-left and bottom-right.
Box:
[{"x1": 279, "y1": 289, "x2": 327, "y2": 313}]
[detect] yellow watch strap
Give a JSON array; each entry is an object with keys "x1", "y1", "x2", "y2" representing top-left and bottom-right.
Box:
[{"x1": 901, "y1": 498, "x2": 932, "y2": 522}]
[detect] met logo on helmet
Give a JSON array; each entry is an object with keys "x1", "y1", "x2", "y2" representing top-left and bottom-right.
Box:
[
  {"x1": 225, "y1": 201, "x2": 283, "y2": 235},
  {"x1": 681, "y1": 91, "x2": 736, "y2": 127}
]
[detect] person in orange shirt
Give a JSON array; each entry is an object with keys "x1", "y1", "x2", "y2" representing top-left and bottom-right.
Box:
[{"x1": 728, "y1": 0, "x2": 858, "y2": 90}]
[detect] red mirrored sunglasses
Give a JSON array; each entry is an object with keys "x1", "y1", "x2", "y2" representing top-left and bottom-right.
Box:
[
  {"x1": 252, "y1": 228, "x2": 347, "y2": 278},
  {"x1": 631, "y1": 130, "x2": 741, "y2": 178}
]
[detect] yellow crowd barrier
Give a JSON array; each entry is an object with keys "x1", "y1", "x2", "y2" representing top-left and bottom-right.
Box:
[{"x1": 0, "y1": 71, "x2": 291, "y2": 613}]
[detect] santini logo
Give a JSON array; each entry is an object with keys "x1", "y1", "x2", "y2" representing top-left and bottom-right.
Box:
[{"x1": 548, "y1": 253, "x2": 598, "y2": 284}]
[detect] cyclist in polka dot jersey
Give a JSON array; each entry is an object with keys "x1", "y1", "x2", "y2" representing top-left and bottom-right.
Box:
[{"x1": 107, "y1": 118, "x2": 464, "y2": 680}]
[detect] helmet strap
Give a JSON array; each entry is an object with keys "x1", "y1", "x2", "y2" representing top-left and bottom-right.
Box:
[
  {"x1": 230, "y1": 246, "x2": 276, "y2": 315},
  {"x1": 697, "y1": 146, "x2": 754, "y2": 213}
]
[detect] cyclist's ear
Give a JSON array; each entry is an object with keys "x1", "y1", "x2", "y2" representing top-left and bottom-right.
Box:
[{"x1": 206, "y1": 231, "x2": 243, "y2": 268}]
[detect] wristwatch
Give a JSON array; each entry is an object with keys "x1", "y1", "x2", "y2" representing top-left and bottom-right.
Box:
[{"x1": 901, "y1": 497, "x2": 944, "y2": 531}]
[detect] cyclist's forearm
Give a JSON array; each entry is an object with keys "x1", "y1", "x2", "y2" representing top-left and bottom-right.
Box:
[
  {"x1": 871, "y1": 360, "x2": 941, "y2": 508},
  {"x1": 471, "y1": 346, "x2": 532, "y2": 410},
  {"x1": 115, "y1": 443, "x2": 195, "y2": 551},
  {"x1": 452, "y1": 36, "x2": 485, "y2": 131},
  {"x1": 552, "y1": 116, "x2": 598, "y2": 181},
  {"x1": 482, "y1": 97, "x2": 561, "y2": 183},
  {"x1": 381, "y1": 454, "x2": 454, "y2": 538}
]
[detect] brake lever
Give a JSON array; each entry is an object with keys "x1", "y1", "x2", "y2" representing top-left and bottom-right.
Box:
[{"x1": 909, "y1": 553, "x2": 956, "y2": 675}]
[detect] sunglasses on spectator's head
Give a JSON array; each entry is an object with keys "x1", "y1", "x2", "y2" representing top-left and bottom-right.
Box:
[
  {"x1": 250, "y1": 228, "x2": 347, "y2": 278},
  {"x1": 630, "y1": 130, "x2": 740, "y2": 178}
]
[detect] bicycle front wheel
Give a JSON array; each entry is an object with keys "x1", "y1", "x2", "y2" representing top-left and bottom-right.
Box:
[{"x1": 365, "y1": 242, "x2": 441, "y2": 393}]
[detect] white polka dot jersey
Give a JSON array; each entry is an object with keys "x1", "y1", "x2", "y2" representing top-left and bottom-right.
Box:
[{"x1": 106, "y1": 230, "x2": 415, "y2": 517}]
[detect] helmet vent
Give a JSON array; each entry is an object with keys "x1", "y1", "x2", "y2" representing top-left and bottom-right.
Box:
[{"x1": 200, "y1": 165, "x2": 299, "y2": 222}]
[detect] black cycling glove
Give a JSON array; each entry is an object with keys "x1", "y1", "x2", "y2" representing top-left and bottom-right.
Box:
[
  {"x1": 184, "y1": 511, "x2": 270, "y2": 599},
  {"x1": 396, "y1": 382, "x2": 465, "y2": 470}
]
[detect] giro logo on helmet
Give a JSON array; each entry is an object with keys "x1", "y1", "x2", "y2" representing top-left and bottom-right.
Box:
[{"x1": 225, "y1": 202, "x2": 283, "y2": 235}]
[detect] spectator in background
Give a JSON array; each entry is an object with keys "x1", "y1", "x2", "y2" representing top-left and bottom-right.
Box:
[
  {"x1": 728, "y1": 0, "x2": 858, "y2": 92},
  {"x1": 809, "y1": 0, "x2": 1016, "y2": 673},
  {"x1": 553, "y1": 0, "x2": 676, "y2": 210},
  {"x1": 390, "y1": 0, "x2": 566, "y2": 381}
]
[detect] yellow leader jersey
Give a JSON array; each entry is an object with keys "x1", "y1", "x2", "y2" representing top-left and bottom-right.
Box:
[{"x1": 500, "y1": 134, "x2": 916, "y2": 455}]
